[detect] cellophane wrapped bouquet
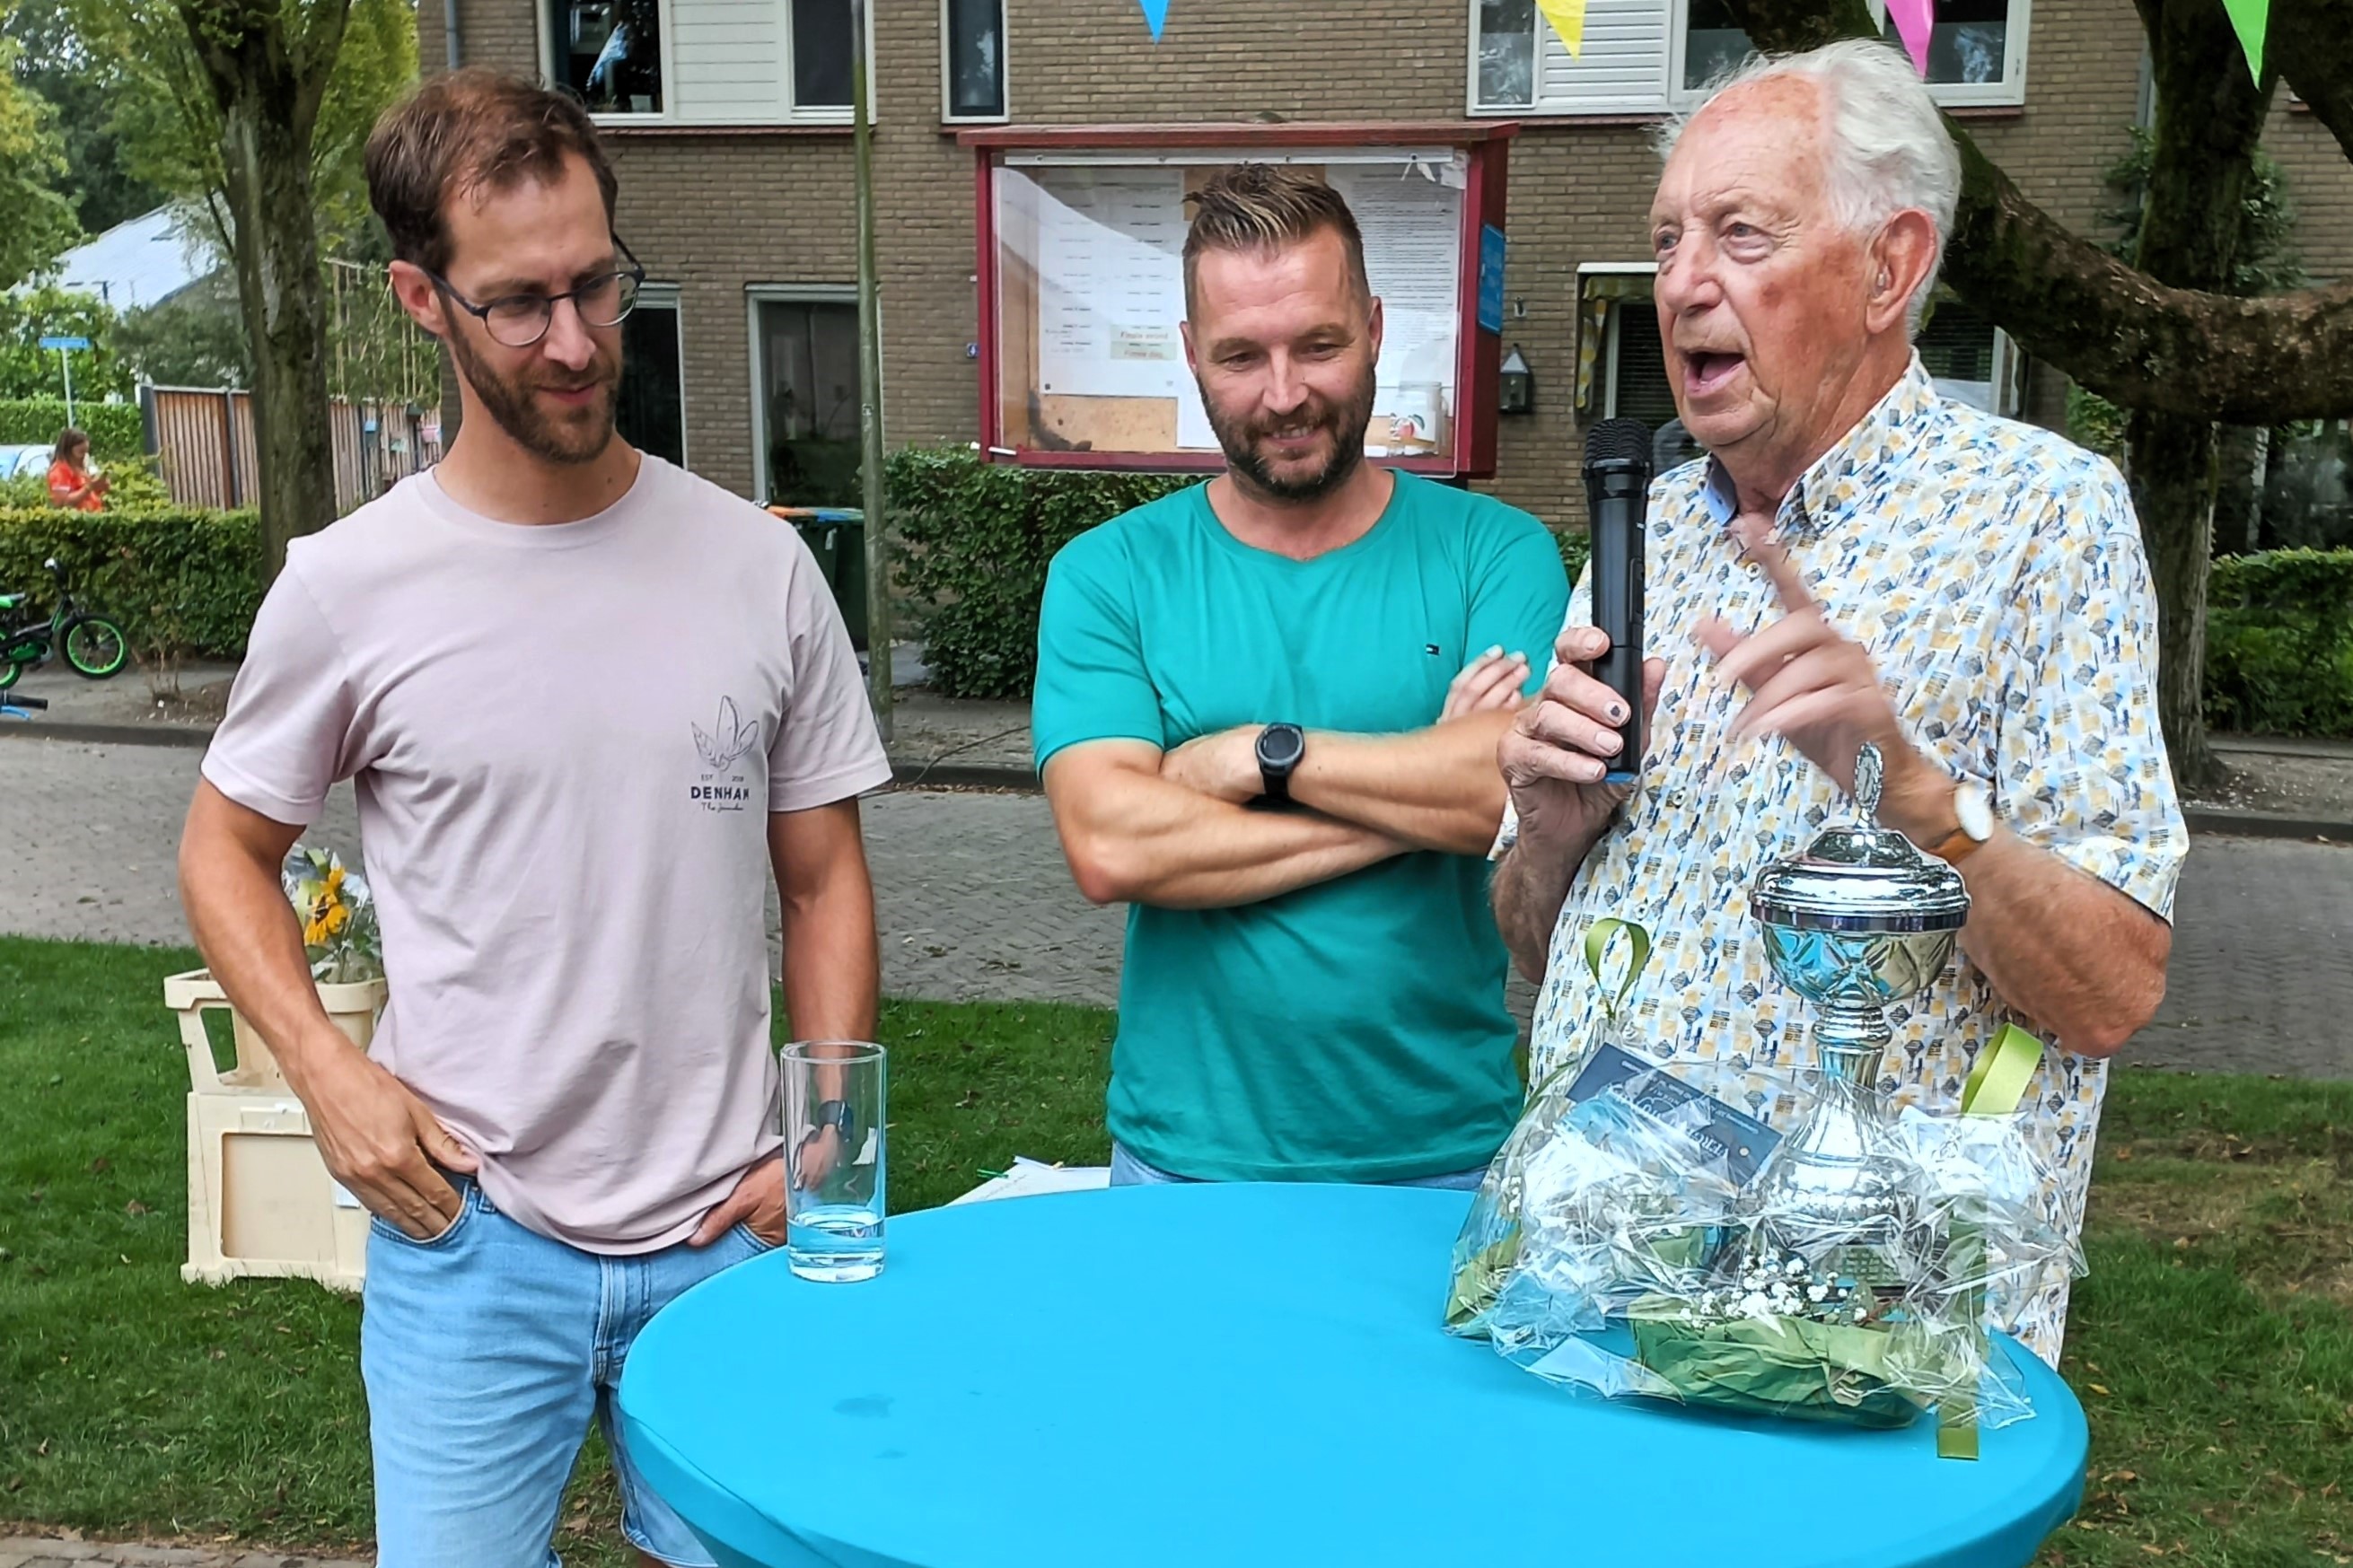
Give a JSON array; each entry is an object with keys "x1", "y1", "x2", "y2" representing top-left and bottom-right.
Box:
[
  {"x1": 282, "y1": 844, "x2": 382, "y2": 985},
  {"x1": 1446, "y1": 921, "x2": 2080, "y2": 1451}
]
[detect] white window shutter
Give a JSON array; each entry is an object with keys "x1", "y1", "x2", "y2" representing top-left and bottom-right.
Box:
[
  {"x1": 672, "y1": 0, "x2": 788, "y2": 124},
  {"x1": 1536, "y1": 0, "x2": 1672, "y2": 115}
]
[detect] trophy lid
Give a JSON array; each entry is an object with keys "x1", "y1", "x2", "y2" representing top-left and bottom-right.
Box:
[{"x1": 1750, "y1": 744, "x2": 1971, "y2": 934}]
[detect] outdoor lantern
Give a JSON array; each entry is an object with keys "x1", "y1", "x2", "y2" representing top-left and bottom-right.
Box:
[{"x1": 1499, "y1": 346, "x2": 1534, "y2": 416}]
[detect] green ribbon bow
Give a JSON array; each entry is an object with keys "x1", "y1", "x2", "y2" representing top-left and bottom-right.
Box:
[
  {"x1": 1939, "y1": 1022, "x2": 2044, "y2": 1461},
  {"x1": 1581, "y1": 916, "x2": 1652, "y2": 1029}
]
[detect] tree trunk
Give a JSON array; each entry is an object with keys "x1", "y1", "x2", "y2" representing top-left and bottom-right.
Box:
[
  {"x1": 181, "y1": 0, "x2": 346, "y2": 585},
  {"x1": 2118, "y1": 0, "x2": 2274, "y2": 798},
  {"x1": 2125, "y1": 412, "x2": 2220, "y2": 791}
]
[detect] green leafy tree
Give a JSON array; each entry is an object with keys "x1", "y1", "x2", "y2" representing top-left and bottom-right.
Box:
[
  {"x1": 71, "y1": 0, "x2": 416, "y2": 575},
  {"x1": 0, "y1": 16, "x2": 80, "y2": 288},
  {"x1": 4, "y1": 0, "x2": 163, "y2": 234},
  {"x1": 114, "y1": 269, "x2": 252, "y2": 388},
  {"x1": 0, "y1": 285, "x2": 134, "y2": 402},
  {"x1": 1724, "y1": 0, "x2": 2353, "y2": 790}
]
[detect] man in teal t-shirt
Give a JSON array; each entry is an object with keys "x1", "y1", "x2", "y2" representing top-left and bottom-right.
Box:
[{"x1": 1033, "y1": 165, "x2": 1571, "y2": 1186}]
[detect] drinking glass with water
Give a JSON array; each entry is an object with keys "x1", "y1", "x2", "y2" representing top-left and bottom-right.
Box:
[{"x1": 780, "y1": 1039, "x2": 886, "y2": 1281}]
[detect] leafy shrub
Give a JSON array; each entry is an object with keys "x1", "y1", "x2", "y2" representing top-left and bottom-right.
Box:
[
  {"x1": 0, "y1": 507, "x2": 261, "y2": 660},
  {"x1": 0, "y1": 455, "x2": 173, "y2": 512},
  {"x1": 0, "y1": 399, "x2": 144, "y2": 460},
  {"x1": 2204, "y1": 548, "x2": 2353, "y2": 738}
]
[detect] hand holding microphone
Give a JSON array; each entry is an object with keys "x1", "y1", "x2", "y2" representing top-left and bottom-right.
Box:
[{"x1": 1498, "y1": 419, "x2": 1666, "y2": 853}]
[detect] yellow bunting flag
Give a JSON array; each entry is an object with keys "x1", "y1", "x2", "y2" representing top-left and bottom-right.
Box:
[{"x1": 1536, "y1": 0, "x2": 1587, "y2": 57}]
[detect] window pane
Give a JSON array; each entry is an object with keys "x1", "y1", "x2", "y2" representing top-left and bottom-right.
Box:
[
  {"x1": 550, "y1": 0, "x2": 663, "y2": 114},
  {"x1": 1608, "y1": 300, "x2": 1690, "y2": 460},
  {"x1": 946, "y1": 0, "x2": 1005, "y2": 118},
  {"x1": 1681, "y1": 0, "x2": 1753, "y2": 91},
  {"x1": 1883, "y1": 0, "x2": 2010, "y2": 85},
  {"x1": 1476, "y1": 0, "x2": 1535, "y2": 109},
  {"x1": 793, "y1": 0, "x2": 855, "y2": 109},
  {"x1": 760, "y1": 299, "x2": 862, "y2": 505},
  {"x1": 1917, "y1": 296, "x2": 1997, "y2": 409},
  {"x1": 618, "y1": 300, "x2": 684, "y2": 467}
]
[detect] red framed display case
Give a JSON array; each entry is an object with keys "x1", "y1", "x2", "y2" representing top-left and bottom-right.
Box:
[{"x1": 959, "y1": 121, "x2": 1518, "y2": 477}]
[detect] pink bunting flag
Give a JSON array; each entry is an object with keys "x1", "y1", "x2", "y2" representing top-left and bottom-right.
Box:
[{"x1": 1886, "y1": 0, "x2": 1934, "y2": 76}]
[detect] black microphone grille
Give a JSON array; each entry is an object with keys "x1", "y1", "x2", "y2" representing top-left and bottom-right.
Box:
[{"x1": 1584, "y1": 417, "x2": 1653, "y2": 469}]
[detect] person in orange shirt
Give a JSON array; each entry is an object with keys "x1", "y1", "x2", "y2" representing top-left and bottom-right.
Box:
[{"x1": 47, "y1": 428, "x2": 109, "y2": 512}]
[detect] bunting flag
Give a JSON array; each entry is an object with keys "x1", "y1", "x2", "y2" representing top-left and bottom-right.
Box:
[
  {"x1": 1536, "y1": 0, "x2": 1587, "y2": 57},
  {"x1": 1137, "y1": 0, "x2": 1169, "y2": 40},
  {"x1": 1885, "y1": 0, "x2": 1934, "y2": 76},
  {"x1": 2221, "y1": 0, "x2": 2269, "y2": 84}
]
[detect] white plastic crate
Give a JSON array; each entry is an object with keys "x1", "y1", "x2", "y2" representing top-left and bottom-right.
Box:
[{"x1": 164, "y1": 968, "x2": 386, "y2": 1292}]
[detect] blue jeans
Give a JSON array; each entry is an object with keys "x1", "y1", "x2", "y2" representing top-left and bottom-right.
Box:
[
  {"x1": 1109, "y1": 1142, "x2": 1489, "y2": 1192},
  {"x1": 360, "y1": 1177, "x2": 771, "y2": 1568}
]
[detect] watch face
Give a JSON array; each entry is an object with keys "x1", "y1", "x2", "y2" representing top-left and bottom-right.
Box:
[
  {"x1": 1956, "y1": 783, "x2": 1995, "y2": 841},
  {"x1": 1260, "y1": 724, "x2": 1305, "y2": 771}
]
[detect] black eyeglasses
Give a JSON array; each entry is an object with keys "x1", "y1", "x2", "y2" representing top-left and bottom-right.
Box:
[{"x1": 426, "y1": 235, "x2": 646, "y2": 347}]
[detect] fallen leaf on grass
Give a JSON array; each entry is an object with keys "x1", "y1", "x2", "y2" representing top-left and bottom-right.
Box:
[
  {"x1": 126, "y1": 1200, "x2": 148, "y2": 1216},
  {"x1": 89, "y1": 1157, "x2": 110, "y2": 1173}
]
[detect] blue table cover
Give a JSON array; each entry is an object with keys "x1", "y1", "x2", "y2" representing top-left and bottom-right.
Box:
[{"x1": 617, "y1": 1183, "x2": 2086, "y2": 1568}]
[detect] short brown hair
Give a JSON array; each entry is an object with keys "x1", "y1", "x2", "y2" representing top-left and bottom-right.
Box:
[
  {"x1": 365, "y1": 69, "x2": 619, "y2": 276},
  {"x1": 1181, "y1": 164, "x2": 1369, "y2": 316}
]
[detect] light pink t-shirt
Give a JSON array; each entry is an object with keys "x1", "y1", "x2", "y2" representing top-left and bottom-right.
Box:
[{"x1": 202, "y1": 456, "x2": 891, "y2": 1253}]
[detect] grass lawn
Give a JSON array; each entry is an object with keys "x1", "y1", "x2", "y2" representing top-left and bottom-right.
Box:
[{"x1": 4, "y1": 933, "x2": 2351, "y2": 1564}]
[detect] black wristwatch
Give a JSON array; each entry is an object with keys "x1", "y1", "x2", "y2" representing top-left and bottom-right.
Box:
[
  {"x1": 1255, "y1": 723, "x2": 1306, "y2": 804},
  {"x1": 815, "y1": 1099, "x2": 856, "y2": 1142}
]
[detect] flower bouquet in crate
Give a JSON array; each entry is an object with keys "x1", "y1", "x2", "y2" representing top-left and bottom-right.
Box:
[{"x1": 283, "y1": 844, "x2": 382, "y2": 985}]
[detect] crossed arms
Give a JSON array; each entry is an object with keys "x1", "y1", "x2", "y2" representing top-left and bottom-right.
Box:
[{"x1": 1043, "y1": 704, "x2": 1518, "y2": 911}]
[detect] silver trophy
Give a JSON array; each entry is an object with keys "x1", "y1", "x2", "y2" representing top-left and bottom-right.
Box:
[{"x1": 1747, "y1": 743, "x2": 1971, "y2": 1281}]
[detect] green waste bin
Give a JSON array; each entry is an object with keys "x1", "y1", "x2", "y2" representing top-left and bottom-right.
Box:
[{"x1": 770, "y1": 507, "x2": 868, "y2": 652}]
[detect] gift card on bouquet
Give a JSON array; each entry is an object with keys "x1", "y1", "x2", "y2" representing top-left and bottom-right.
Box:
[{"x1": 1563, "y1": 1045, "x2": 1784, "y2": 1187}]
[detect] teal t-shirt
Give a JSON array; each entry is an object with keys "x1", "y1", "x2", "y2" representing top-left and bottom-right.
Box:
[{"x1": 1032, "y1": 470, "x2": 1571, "y2": 1182}]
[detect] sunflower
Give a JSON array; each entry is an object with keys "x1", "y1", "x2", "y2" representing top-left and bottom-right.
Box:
[{"x1": 303, "y1": 865, "x2": 348, "y2": 947}]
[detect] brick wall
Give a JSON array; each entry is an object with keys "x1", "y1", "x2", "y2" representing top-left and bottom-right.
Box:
[{"x1": 418, "y1": 0, "x2": 2353, "y2": 528}]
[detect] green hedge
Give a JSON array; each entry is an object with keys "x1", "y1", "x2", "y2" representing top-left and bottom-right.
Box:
[
  {"x1": 888, "y1": 446, "x2": 1193, "y2": 700},
  {"x1": 2205, "y1": 548, "x2": 2353, "y2": 739},
  {"x1": 0, "y1": 399, "x2": 144, "y2": 460},
  {"x1": 0, "y1": 507, "x2": 261, "y2": 660}
]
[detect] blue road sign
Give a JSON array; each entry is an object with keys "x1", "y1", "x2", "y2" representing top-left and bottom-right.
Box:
[{"x1": 39, "y1": 336, "x2": 92, "y2": 351}]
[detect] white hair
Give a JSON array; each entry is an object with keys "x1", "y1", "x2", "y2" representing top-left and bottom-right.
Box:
[{"x1": 1655, "y1": 38, "x2": 1962, "y2": 331}]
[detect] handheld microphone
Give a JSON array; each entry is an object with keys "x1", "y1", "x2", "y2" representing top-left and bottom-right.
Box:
[{"x1": 1582, "y1": 418, "x2": 1653, "y2": 786}]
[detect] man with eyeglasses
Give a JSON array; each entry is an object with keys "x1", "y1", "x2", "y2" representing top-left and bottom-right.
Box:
[{"x1": 176, "y1": 68, "x2": 891, "y2": 1568}]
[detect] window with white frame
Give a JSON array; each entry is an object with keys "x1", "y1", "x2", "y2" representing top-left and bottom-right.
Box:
[
  {"x1": 943, "y1": 0, "x2": 1006, "y2": 121},
  {"x1": 549, "y1": 0, "x2": 665, "y2": 115},
  {"x1": 618, "y1": 285, "x2": 687, "y2": 467},
  {"x1": 548, "y1": 0, "x2": 866, "y2": 125},
  {"x1": 1471, "y1": 0, "x2": 2027, "y2": 116}
]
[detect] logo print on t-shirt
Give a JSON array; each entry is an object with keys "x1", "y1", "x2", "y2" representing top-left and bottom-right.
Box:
[{"x1": 690, "y1": 697, "x2": 759, "y2": 812}]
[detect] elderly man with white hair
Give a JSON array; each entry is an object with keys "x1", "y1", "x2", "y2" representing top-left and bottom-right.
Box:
[{"x1": 1490, "y1": 39, "x2": 2185, "y2": 1362}]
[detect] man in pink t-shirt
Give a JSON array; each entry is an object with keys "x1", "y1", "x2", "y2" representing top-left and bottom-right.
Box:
[{"x1": 177, "y1": 70, "x2": 891, "y2": 1568}]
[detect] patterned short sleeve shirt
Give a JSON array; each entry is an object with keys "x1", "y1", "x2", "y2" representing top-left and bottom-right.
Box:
[{"x1": 1517, "y1": 356, "x2": 2188, "y2": 1363}]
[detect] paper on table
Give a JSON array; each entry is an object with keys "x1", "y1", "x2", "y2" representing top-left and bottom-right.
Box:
[
  {"x1": 950, "y1": 1157, "x2": 1112, "y2": 1205},
  {"x1": 1034, "y1": 169, "x2": 1189, "y2": 401}
]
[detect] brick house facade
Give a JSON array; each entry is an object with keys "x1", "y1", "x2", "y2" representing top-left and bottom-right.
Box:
[{"x1": 417, "y1": 0, "x2": 2353, "y2": 534}]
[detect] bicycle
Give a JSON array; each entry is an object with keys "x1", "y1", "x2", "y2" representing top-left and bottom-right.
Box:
[{"x1": 0, "y1": 557, "x2": 131, "y2": 690}]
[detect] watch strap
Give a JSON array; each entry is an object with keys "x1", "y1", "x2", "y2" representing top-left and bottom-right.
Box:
[{"x1": 1924, "y1": 826, "x2": 1985, "y2": 867}]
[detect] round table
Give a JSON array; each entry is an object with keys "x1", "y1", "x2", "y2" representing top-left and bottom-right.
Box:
[{"x1": 617, "y1": 1184, "x2": 2086, "y2": 1568}]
